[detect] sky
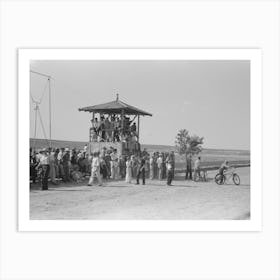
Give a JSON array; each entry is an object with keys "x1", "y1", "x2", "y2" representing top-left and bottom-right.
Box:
[{"x1": 29, "y1": 60, "x2": 250, "y2": 150}]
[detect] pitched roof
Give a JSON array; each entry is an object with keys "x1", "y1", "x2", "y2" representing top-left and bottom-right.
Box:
[{"x1": 78, "y1": 99, "x2": 152, "y2": 116}]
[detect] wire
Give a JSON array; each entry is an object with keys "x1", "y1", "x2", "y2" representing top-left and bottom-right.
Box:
[
  {"x1": 40, "y1": 78, "x2": 50, "y2": 103},
  {"x1": 38, "y1": 107, "x2": 50, "y2": 146},
  {"x1": 30, "y1": 78, "x2": 49, "y2": 105}
]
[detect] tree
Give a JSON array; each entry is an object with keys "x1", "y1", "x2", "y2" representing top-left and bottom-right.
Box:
[{"x1": 175, "y1": 129, "x2": 204, "y2": 156}]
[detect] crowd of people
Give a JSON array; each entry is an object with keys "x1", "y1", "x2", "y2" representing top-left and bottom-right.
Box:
[
  {"x1": 30, "y1": 146, "x2": 178, "y2": 190},
  {"x1": 90, "y1": 115, "x2": 138, "y2": 143}
]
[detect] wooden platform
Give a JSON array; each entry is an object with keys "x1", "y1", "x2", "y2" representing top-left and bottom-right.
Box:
[{"x1": 88, "y1": 142, "x2": 123, "y2": 155}]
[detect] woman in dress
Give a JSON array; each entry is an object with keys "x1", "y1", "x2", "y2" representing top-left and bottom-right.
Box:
[{"x1": 125, "y1": 156, "x2": 133, "y2": 183}]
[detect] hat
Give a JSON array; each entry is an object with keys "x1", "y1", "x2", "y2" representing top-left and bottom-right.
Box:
[{"x1": 65, "y1": 148, "x2": 70, "y2": 152}]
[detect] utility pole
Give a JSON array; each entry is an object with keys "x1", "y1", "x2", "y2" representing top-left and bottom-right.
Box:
[
  {"x1": 48, "y1": 78, "x2": 52, "y2": 148},
  {"x1": 30, "y1": 70, "x2": 52, "y2": 148}
]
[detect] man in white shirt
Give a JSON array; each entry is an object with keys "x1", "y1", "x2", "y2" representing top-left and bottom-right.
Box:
[
  {"x1": 157, "y1": 154, "x2": 163, "y2": 180},
  {"x1": 88, "y1": 152, "x2": 102, "y2": 186},
  {"x1": 37, "y1": 149, "x2": 50, "y2": 190},
  {"x1": 149, "y1": 153, "x2": 155, "y2": 180}
]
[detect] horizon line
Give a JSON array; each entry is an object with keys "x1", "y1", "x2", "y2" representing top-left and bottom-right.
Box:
[{"x1": 29, "y1": 137, "x2": 250, "y2": 152}]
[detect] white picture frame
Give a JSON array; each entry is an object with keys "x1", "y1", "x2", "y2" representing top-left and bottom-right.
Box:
[{"x1": 18, "y1": 48, "x2": 262, "y2": 232}]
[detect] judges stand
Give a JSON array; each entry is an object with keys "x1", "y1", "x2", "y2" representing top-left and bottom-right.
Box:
[{"x1": 79, "y1": 95, "x2": 152, "y2": 156}]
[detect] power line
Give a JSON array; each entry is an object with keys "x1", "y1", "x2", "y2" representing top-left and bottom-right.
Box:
[{"x1": 30, "y1": 69, "x2": 51, "y2": 79}]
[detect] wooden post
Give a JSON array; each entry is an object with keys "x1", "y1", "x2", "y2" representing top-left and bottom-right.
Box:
[
  {"x1": 48, "y1": 78, "x2": 52, "y2": 148},
  {"x1": 92, "y1": 112, "x2": 95, "y2": 128},
  {"x1": 90, "y1": 112, "x2": 95, "y2": 142},
  {"x1": 137, "y1": 115, "x2": 140, "y2": 142},
  {"x1": 121, "y1": 109, "x2": 124, "y2": 132}
]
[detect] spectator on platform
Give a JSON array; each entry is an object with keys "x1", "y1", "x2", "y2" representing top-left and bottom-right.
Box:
[
  {"x1": 99, "y1": 116, "x2": 106, "y2": 141},
  {"x1": 131, "y1": 122, "x2": 137, "y2": 135},
  {"x1": 104, "y1": 117, "x2": 111, "y2": 142}
]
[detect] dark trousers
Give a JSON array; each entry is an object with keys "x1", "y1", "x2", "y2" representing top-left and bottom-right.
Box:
[
  {"x1": 63, "y1": 164, "x2": 70, "y2": 182},
  {"x1": 136, "y1": 169, "x2": 145, "y2": 185},
  {"x1": 30, "y1": 165, "x2": 37, "y2": 183},
  {"x1": 185, "y1": 166, "x2": 192, "y2": 180},
  {"x1": 167, "y1": 170, "x2": 173, "y2": 185},
  {"x1": 41, "y1": 165, "x2": 50, "y2": 190}
]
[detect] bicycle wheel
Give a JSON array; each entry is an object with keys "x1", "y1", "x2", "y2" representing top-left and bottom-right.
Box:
[
  {"x1": 215, "y1": 173, "x2": 225, "y2": 185},
  {"x1": 203, "y1": 171, "x2": 207, "y2": 182},
  {"x1": 194, "y1": 174, "x2": 199, "y2": 182},
  {"x1": 233, "y1": 174, "x2": 240, "y2": 185},
  {"x1": 193, "y1": 171, "x2": 199, "y2": 182}
]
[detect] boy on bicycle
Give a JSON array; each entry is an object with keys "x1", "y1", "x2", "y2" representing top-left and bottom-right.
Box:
[{"x1": 219, "y1": 160, "x2": 230, "y2": 177}]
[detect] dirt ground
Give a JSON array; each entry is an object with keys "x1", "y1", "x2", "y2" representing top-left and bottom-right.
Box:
[{"x1": 30, "y1": 167, "x2": 250, "y2": 220}]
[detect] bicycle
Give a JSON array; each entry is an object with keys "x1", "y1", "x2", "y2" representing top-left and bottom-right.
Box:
[
  {"x1": 214, "y1": 167, "x2": 240, "y2": 185},
  {"x1": 193, "y1": 169, "x2": 207, "y2": 182}
]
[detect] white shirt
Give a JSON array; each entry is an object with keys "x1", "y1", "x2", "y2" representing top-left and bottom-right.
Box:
[
  {"x1": 194, "y1": 159, "x2": 201, "y2": 169},
  {"x1": 111, "y1": 153, "x2": 118, "y2": 161},
  {"x1": 157, "y1": 157, "x2": 163, "y2": 167},
  {"x1": 57, "y1": 151, "x2": 63, "y2": 161},
  {"x1": 39, "y1": 154, "x2": 49, "y2": 165},
  {"x1": 167, "y1": 162, "x2": 172, "y2": 170},
  {"x1": 91, "y1": 157, "x2": 100, "y2": 171}
]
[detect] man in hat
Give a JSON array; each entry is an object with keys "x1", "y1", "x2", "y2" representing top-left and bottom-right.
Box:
[
  {"x1": 62, "y1": 148, "x2": 71, "y2": 182},
  {"x1": 36, "y1": 148, "x2": 50, "y2": 190},
  {"x1": 166, "y1": 159, "x2": 173, "y2": 186},
  {"x1": 136, "y1": 156, "x2": 146, "y2": 185}
]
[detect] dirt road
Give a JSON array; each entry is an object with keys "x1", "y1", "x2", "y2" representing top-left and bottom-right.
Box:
[{"x1": 30, "y1": 167, "x2": 250, "y2": 220}]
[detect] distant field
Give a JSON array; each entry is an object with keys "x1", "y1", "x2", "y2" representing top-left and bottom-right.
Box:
[{"x1": 30, "y1": 138, "x2": 250, "y2": 169}]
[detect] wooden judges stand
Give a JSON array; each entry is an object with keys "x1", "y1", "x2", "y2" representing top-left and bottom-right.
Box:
[{"x1": 78, "y1": 95, "x2": 152, "y2": 155}]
